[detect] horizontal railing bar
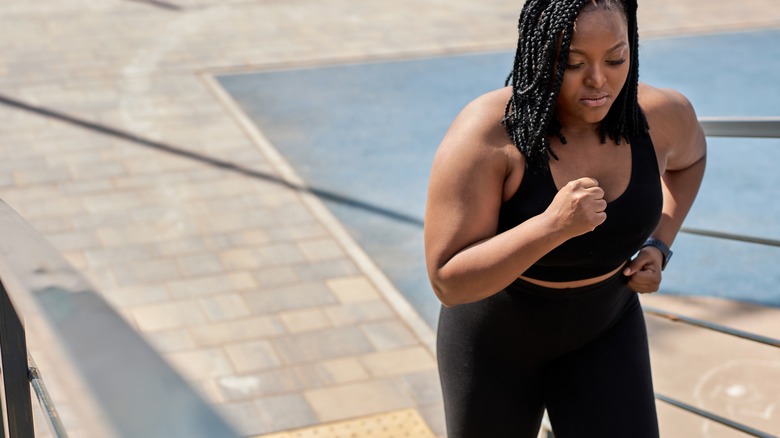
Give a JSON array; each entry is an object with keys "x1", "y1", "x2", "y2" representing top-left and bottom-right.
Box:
[
  {"x1": 655, "y1": 393, "x2": 777, "y2": 438},
  {"x1": 643, "y1": 306, "x2": 780, "y2": 348},
  {"x1": 699, "y1": 117, "x2": 780, "y2": 138},
  {"x1": 28, "y1": 353, "x2": 69, "y2": 438},
  {"x1": 680, "y1": 227, "x2": 780, "y2": 248}
]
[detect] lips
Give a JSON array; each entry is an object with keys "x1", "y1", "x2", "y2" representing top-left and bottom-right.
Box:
[{"x1": 580, "y1": 93, "x2": 609, "y2": 107}]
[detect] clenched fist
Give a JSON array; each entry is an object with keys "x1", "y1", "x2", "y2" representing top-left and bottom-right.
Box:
[{"x1": 545, "y1": 177, "x2": 607, "y2": 238}]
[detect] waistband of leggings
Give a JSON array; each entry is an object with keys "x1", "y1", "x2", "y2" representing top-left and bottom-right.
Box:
[{"x1": 506, "y1": 268, "x2": 628, "y2": 298}]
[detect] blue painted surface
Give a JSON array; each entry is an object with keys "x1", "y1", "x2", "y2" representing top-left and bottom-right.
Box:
[{"x1": 217, "y1": 29, "x2": 780, "y2": 328}]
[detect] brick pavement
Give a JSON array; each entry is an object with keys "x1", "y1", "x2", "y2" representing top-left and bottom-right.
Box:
[{"x1": 1, "y1": 0, "x2": 779, "y2": 436}]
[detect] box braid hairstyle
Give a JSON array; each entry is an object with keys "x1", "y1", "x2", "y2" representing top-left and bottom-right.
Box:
[{"x1": 502, "y1": 0, "x2": 648, "y2": 168}]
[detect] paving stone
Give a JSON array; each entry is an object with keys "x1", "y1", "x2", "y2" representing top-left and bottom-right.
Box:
[
  {"x1": 253, "y1": 189, "x2": 302, "y2": 209},
  {"x1": 113, "y1": 172, "x2": 189, "y2": 190},
  {"x1": 20, "y1": 196, "x2": 86, "y2": 219},
  {"x1": 218, "y1": 243, "x2": 306, "y2": 270},
  {"x1": 0, "y1": 171, "x2": 14, "y2": 188},
  {"x1": 278, "y1": 308, "x2": 332, "y2": 333},
  {"x1": 417, "y1": 402, "x2": 447, "y2": 438},
  {"x1": 166, "y1": 347, "x2": 235, "y2": 380},
  {"x1": 96, "y1": 223, "x2": 195, "y2": 247},
  {"x1": 314, "y1": 357, "x2": 371, "y2": 386},
  {"x1": 84, "y1": 245, "x2": 156, "y2": 267},
  {"x1": 198, "y1": 210, "x2": 275, "y2": 235},
  {"x1": 155, "y1": 237, "x2": 210, "y2": 257},
  {"x1": 255, "y1": 394, "x2": 319, "y2": 434},
  {"x1": 252, "y1": 265, "x2": 300, "y2": 288},
  {"x1": 324, "y1": 300, "x2": 396, "y2": 326},
  {"x1": 81, "y1": 267, "x2": 120, "y2": 292},
  {"x1": 293, "y1": 258, "x2": 361, "y2": 281},
  {"x1": 243, "y1": 282, "x2": 338, "y2": 315},
  {"x1": 193, "y1": 379, "x2": 226, "y2": 404},
  {"x1": 296, "y1": 238, "x2": 346, "y2": 262},
  {"x1": 83, "y1": 192, "x2": 144, "y2": 213},
  {"x1": 45, "y1": 230, "x2": 102, "y2": 252},
  {"x1": 216, "y1": 401, "x2": 268, "y2": 437},
  {"x1": 304, "y1": 379, "x2": 415, "y2": 423},
  {"x1": 12, "y1": 167, "x2": 72, "y2": 185},
  {"x1": 131, "y1": 300, "x2": 208, "y2": 332},
  {"x1": 102, "y1": 284, "x2": 170, "y2": 307},
  {"x1": 271, "y1": 326, "x2": 375, "y2": 364},
  {"x1": 59, "y1": 178, "x2": 114, "y2": 194},
  {"x1": 61, "y1": 250, "x2": 87, "y2": 269},
  {"x1": 394, "y1": 370, "x2": 444, "y2": 406},
  {"x1": 166, "y1": 271, "x2": 257, "y2": 299},
  {"x1": 358, "y1": 346, "x2": 437, "y2": 378},
  {"x1": 226, "y1": 228, "x2": 272, "y2": 247},
  {"x1": 111, "y1": 258, "x2": 183, "y2": 285},
  {"x1": 224, "y1": 340, "x2": 282, "y2": 373},
  {"x1": 69, "y1": 162, "x2": 126, "y2": 179},
  {"x1": 216, "y1": 370, "x2": 303, "y2": 401},
  {"x1": 28, "y1": 216, "x2": 73, "y2": 233},
  {"x1": 143, "y1": 329, "x2": 196, "y2": 353},
  {"x1": 189, "y1": 316, "x2": 287, "y2": 346},
  {"x1": 176, "y1": 252, "x2": 225, "y2": 276},
  {"x1": 326, "y1": 275, "x2": 381, "y2": 303},
  {"x1": 360, "y1": 320, "x2": 419, "y2": 351},
  {"x1": 199, "y1": 293, "x2": 251, "y2": 321}
]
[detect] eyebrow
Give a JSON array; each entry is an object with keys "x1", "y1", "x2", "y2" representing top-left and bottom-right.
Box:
[{"x1": 569, "y1": 41, "x2": 627, "y2": 55}]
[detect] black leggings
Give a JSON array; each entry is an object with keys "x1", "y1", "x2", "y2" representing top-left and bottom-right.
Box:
[{"x1": 437, "y1": 272, "x2": 659, "y2": 438}]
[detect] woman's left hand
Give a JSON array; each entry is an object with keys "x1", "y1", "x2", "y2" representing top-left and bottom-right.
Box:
[{"x1": 622, "y1": 247, "x2": 663, "y2": 293}]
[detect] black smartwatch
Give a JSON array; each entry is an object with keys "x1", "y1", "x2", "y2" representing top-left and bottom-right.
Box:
[{"x1": 641, "y1": 238, "x2": 673, "y2": 271}]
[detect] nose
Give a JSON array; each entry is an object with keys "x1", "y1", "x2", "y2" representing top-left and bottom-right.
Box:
[{"x1": 584, "y1": 64, "x2": 606, "y2": 89}]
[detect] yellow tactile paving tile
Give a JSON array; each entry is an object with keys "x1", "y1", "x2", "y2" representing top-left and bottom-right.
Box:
[{"x1": 254, "y1": 409, "x2": 436, "y2": 438}]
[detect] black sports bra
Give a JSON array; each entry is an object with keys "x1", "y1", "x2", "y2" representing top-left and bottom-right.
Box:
[{"x1": 497, "y1": 132, "x2": 663, "y2": 281}]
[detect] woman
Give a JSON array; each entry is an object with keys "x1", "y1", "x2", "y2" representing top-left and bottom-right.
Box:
[{"x1": 424, "y1": 0, "x2": 706, "y2": 436}]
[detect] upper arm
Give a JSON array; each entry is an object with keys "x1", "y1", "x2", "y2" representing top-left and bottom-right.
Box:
[
  {"x1": 423, "y1": 91, "x2": 519, "y2": 275},
  {"x1": 640, "y1": 84, "x2": 707, "y2": 173}
]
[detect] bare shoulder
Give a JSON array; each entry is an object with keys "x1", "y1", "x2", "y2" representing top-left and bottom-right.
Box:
[
  {"x1": 638, "y1": 83, "x2": 705, "y2": 172},
  {"x1": 432, "y1": 86, "x2": 523, "y2": 199},
  {"x1": 446, "y1": 86, "x2": 516, "y2": 148},
  {"x1": 638, "y1": 83, "x2": 696, "y2": 123},
  {"x1": 435, "y1": 86, "x2": 521, "y2": 168}
]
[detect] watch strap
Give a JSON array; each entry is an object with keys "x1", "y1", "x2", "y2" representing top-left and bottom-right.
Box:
[{"x1": 642, "y1": 238, "x2": 673, "y2": 270}]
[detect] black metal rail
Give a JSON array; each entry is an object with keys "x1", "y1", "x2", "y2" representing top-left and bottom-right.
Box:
[
  {"x1": 656, "y1": 394, "x2": 778, "y2": 438},
  {"x1": 28, "y1": 354, "x2": 68, "y2": 437},
  {"x1": 0, "y1": 278, "x2": 35, "y2": 438},
  {"x1": 680, "y1": 227, "x2": 780, "y2": 248},
  {"x1": 643, "y1": 306, "x2": 780, "y2": 348}
]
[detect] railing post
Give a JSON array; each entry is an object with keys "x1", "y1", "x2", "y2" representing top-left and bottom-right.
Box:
[
  {"x1": 0, "y1": 365, "x2": 5, "y2": 438},
  {"x1": 0, "y1": 278, "x2": 35, "y2": 438}
]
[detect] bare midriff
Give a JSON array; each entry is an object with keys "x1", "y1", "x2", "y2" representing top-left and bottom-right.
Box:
[{"x1": 518, "y1": 261, "x2": 627, "y2": 289}]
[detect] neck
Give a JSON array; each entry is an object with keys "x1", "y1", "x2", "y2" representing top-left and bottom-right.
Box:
[{"x1": 558, "y1": 121, "x2": 602, "y2": 142}]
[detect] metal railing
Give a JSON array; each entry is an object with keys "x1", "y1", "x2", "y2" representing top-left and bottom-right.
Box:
[
  {"x1": 643, "y1": 116, "x2": 780, "y2": 438},
  {"x1": 0, "y1": 200, "x2": 241, "y2": 438}
]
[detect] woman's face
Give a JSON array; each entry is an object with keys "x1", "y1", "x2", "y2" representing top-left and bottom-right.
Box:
[{"x1": 555, "y1": 8, "x2": 630, "y2": 131}]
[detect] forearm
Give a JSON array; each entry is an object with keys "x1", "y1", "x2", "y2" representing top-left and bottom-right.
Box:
[
  {"x1": 431, "y1": 213, "x2": 569, "y2": 306},
  {"x1": 652, "y1": 155, "x2": 707, "y2": 246}
]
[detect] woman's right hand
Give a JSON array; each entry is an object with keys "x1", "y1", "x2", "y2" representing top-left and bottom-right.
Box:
[{"x1": 545, "y1": 177, "x2": 607, "y2": 238}]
